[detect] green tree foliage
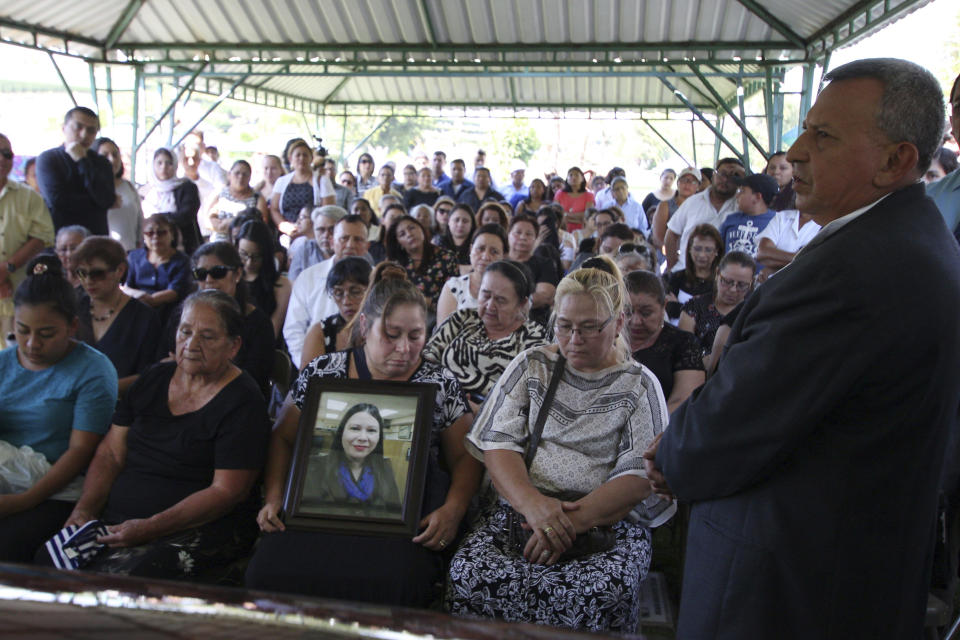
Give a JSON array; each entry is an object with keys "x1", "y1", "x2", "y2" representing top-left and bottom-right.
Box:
[{"x1": 490, "y1": 120, "x2": 540, "y2": 165}]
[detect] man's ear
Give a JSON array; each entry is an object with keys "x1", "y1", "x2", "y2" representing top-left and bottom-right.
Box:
[{"x1": 874, "y1": 141, "x2": 920, "y2": 188}]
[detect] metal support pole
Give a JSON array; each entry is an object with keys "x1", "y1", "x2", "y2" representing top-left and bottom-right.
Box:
[
  {"x1": 817, "y1": 51, "x2": 832, "y2": 94},
  {"x1": 737, "y1": 75, "x2": 752, "y2": 170},
  {"x1": 130, "y1": 66, "x2": 141, "y2": 183},
  {"x1": 643, "y1": 120, "x2": 692, "y2": 167},
  {"x1": 714, "y1": 115, "x2": 723, "y2": 166},
  {"x1": 691, "y1": 120, "x2": 698, "y2": 167},
  {"x1": 344, "y1": 116, "x2": 393, "y2": 160},
  {"x1": 764, "y1": 67, "x2": 775, "y2": 154},
  {"x1": 339, "y1": 115, "x2": 348, "y2": 165},
  {"x1": 689, "y1": 64, "x2": 767, "y2": 161},
  {"x1": 166, "y1": 79, "x2": 177, "y2": 148},
  {"x1": 799, "y1": 63, "x2": 816, "y2": 130},
  {"x1": 773, "y1": 81, "x2": 785, "y2": 151},
  {"x1": 105, "y1": 66, "x2": 115, "y2": 124},
  {"x1": 48, "y1": 52, "x2": 77, "y2": 107},
  {"x1": 172, "y1": 75, "x2": 251, "y2": 149},
  {"x1": 135, "y1": 62, "x2": 208, "y2": 151},
  {"x1": 87, "y1": 62, "x2": 98, "y2": 110},
  {"x1": 658, "y1": 75, "x2": 746, "y2": 165}
]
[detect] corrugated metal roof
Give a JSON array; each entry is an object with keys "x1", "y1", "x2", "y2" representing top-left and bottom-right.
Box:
[{"x1": 0, "y1": 0, "x2": 935, "y2": 114}]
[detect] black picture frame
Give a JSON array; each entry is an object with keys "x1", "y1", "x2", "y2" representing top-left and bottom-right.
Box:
[{"x1": 282, "y1": 377, "x2": 436, "y2": 536}]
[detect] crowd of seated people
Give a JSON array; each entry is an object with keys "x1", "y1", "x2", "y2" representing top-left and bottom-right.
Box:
[{"x1": 1, "y1": 82, "x2": 958, "y2": 637}]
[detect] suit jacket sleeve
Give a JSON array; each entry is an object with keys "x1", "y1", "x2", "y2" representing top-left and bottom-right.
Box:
[{"x1": 655, "y1": 255, "x2": 878, "y2": 502}]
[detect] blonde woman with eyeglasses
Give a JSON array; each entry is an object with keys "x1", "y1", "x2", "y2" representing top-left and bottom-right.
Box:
[{"x1": 447, "y1": 255, "x2": 669, "y2": 633}]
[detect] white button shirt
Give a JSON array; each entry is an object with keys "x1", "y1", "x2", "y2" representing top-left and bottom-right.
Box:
[
  {"x1": 282, "y1": 256, "x2": 337, "y2": 368},
  {"x1": 666, "y1": 189, "x2": 738, "y2": 271}
]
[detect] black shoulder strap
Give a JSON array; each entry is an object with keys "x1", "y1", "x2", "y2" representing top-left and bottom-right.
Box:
[{"x1": 524, "y1": 354, "x2": 566, "y2": 469}]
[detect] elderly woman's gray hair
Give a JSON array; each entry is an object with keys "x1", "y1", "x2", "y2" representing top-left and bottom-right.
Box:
[
  {"x1": 823, "y1": 58, "x2": 945, "y2": 171},
  {"x1": 182, "y1": 289, "x2": 244, "y2": 339}
]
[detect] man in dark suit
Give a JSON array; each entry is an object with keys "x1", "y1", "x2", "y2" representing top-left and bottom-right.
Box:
[
  {"x1": 35, "y1": 107, "x2": 114, "y2": 235},
  {"x1": 645, "y1": 58, "x2": 960, "y2": 639}
]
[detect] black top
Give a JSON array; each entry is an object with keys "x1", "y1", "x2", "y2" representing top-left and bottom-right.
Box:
[
  {"x1": 522, "y1": 253, "x2": 560, "y2": 326},
  {"x1": 665, "y1": 270, "x2": 714, "y2": 319},
  {"x1": 403, "y1": 189, "x2": 440, "y2": 210},
  {"x1": 632, "y1": 323, "x2": 704, "y2": 399},
  {"x1": 167, "y1": 181, "x2": 203, "y2": 254},
  {"x1": 104, "y1": 361, "x2": 269, "y2": 522},
  {"x1": 457, "y1": 187, "x2": 504, "y2": 213},
  {"x1": 35, "y1": 146, "x2": 115, "y2": 234},
  {"x1": 78, "y1": 296, "x2": 161, "y2": 378},
  {"x1": 320, "y1": 313, "x2": 347, "y2": 355},
  {"x1": 161, "y1": 303, "x2": 275, "y2": 397},
  {"x1": 680, "y1": 293, "x2": 724, "y2": 356}
]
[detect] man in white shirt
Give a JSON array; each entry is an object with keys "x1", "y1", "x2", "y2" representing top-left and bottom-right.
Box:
[
  {"x1": 755, "y1": 209, "x2": 821, "y2": 276},
  {"x1": 664, "y1": 158, "x2": 744, "y2": 272},
  {"x1": 283, "y1": 214, "x2": 370, "y2": 367}
]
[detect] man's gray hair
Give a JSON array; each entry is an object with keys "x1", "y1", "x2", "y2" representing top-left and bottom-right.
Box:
[
  {"x1": 824, "y1": 58, "x2": 944, "y2": 171},
  {"x1": 57, "y1": 225, "x2": 91, "y2": 240},
  {"x1": 311, "y1": 204, "x2": 347, "y2": 226}
]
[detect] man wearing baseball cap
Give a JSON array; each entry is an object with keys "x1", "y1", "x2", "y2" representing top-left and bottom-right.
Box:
[{"x1": 718, "y1": 173, "x2": 779, "y2": 259}]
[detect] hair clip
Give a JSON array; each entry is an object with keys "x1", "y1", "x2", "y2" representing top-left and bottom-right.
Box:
[{"x1": 32, "y1": 262, "x2": 48, "y2": 275}]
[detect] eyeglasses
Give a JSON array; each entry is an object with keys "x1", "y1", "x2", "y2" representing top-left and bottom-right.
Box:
[
  {"x1": 436, "y1": 208, "x2": 452, "y2": 216},
  {"x1": 360, "y1": 158, "x2": 372, "y2": 164},
  {"x1": 0, "y1": 149, "x2": 12, "y2": 160},
  {"x1": 75, "y1": 266, "x2": 115, "y2": 281},
  {"x1": 678, "y1": 176, "x2": 700, "y2": 185},
  {"x1": 143, "y1": 228, "x2": 170, "y2": 236},
  {"x1": 554, "y1": 315, "x2": 613, "y2": 339},
  {"x1": 331, "y1": 286, "x2": 366, "y2": 302},
  {"x1": 717, "y1": 274, "x2": 752, "y2": 292},
  {"x1": 238, "y1": 249, "x2": 263, "y2": 263},
  {"x1": 192, "y1": 265, "x2": 236, "y2": 280}
]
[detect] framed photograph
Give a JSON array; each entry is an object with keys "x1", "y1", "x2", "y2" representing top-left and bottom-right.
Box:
[{"x1": 282, "y1": 378, "x2": 437, "y2": 536}]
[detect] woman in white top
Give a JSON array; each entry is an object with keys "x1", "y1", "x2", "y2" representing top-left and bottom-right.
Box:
[
  {"x1": 206, "y1": 160, "x2": 268, "y2": 241},
  {"x1": 92, "y1": 138, "x2": 142, "y2": 252},
  {"x1": 435, "y1": 224, "x2": 508, "y2": 326},
  {"x1": 269, "y1": 139, "x2": 335, "y2": 242},
  {"x1": 446, "y1": 256, "x2": 668, "y2": 633}
]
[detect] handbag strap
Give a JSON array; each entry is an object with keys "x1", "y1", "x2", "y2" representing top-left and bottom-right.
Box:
[{"x1": 524, "y1": 353, "x2": 566, "y2": 469}]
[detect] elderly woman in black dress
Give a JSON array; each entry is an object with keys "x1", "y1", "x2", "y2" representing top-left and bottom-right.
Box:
[{"x1": 64, "y1": 290, "x2": 270, "y2": 578}]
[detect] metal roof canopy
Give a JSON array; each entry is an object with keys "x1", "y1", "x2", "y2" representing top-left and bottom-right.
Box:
[{"x1": 0, "y1": 0, "x2": 934, "y2": 178}]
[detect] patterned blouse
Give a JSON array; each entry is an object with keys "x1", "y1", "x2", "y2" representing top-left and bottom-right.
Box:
[
  {"x1": 423, "y1": 309, "x2": 549, "y2": 398},
  {"x1": 680, "y1": 293, "x2": 724, "y2": 356},
  {"x1": 466, "y1": 345, "x2": 667, "y2": 497},
  {"x1": 401, "y1": 246, "x2": 461, "y2": 313},
  {"x1": 438, "y1": 273, "x2": 477, "y2": 314}
]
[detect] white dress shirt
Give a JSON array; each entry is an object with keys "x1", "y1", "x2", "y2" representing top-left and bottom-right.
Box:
[
  {"x1": 666, "y1": 189, "x2": 738, "y2": 271},
  {"x1": 282, "y1": 256, "x2": 338, "y2": 368}
]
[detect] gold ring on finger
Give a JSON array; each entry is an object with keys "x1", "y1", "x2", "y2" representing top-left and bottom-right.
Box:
[
  {"x1": 543, "y1": 526, "x2": 555, "y2": 535},
  {"x1": 439, "y1": 539, "x2": 447, "y2": 548}
]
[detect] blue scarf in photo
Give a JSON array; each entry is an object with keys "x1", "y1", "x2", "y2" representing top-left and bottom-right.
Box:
[{"x1": 338, "y1": 463, "x2": 375, "y2": 501}]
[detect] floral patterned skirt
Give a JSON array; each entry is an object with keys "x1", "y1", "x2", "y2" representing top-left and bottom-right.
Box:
[{"x1": 444, "y1": 501, "x2": 651, "y2": 633}]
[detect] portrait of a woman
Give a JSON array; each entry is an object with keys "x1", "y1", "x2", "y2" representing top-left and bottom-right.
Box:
[{"x1": 301, "y1": 403, "x2": 401, "y2": 513}]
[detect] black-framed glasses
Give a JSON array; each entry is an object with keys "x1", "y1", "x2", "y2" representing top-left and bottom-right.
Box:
[
  {"x1": 0, "y1": 149, "x2": 13, "y2": 160},
  {"x1": 554, "y1": 315, "x2": 613, "y2": 339},
  {"x1": 192, "y1": 265, "x2": 236, "y2": 280},
  {"x1": 75, "y1": 266, "x2": 116, "y2": 281},
  {"x1": 718, "y1": 274, "x2": 752, "y2": 292},
  {"x1": 331, "y1": 286, "x2": 367, "y2": 302}
]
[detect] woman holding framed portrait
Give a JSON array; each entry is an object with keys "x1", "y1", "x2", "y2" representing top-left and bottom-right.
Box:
[
  {"x1": 246, "y1": 272, "x2": 480, "y2": 607},
  {"x1": 445, "y1": 257, "x2": 670, "y2": 633}
]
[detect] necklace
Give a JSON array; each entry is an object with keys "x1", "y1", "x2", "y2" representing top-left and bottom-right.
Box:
[{"x1": 91, "y1": 291, "x2": 125, "y2": 322}]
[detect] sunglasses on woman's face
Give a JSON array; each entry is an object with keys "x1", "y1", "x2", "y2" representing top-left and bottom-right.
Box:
[
  {"x1": 618, "y1": 243, "x2": 650, "y2": 255},
  {"x1": 192, "y1": 265, "x2": 235, "y2": 280},
  {"x1": 75, "y1": 266, "x2": 116, "y2": 281}
]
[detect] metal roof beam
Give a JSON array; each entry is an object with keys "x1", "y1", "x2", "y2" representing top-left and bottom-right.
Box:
[
  {"x1": 47, "y1": 52, "x2": 77, "y2": 106},
  {"x1": 135, "y1": 62, "x2": 207, "y2": 150},
  {"x1": 806, "y1": 0, "x2": 927, "y2": 55},
  {"x1": 688, "y1": 64, "x2": 768, "y2": 160},
  {"x1": 143, "y1": 69, "x2": 769, "y2": 80},
  {"x1": 643, "y1": 119, "x2": 693, "y2": 167},
  {"x1": 172, "y1": 74, "x2": 251, "y2": 148},
  {"x1": 0, "y1": 17, "x2": 103, "y2": 50},
  {"x1": 118, "y1": 40, "x2": 803, "y2": 54},
  {"x1": 416, "y1": 0, "x2": 438, "y2": 49},
  {"x1": 658, "y1": 75, "x2": 746, "y2": 165},
  {"x1": 104, "y1": 0, "x2": 145, "y2": 50},
  {"x1": 735, "y1": 0, "x2": 806, "y2": 49}
]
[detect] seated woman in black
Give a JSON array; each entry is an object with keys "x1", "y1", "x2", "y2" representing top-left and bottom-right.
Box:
[
  {"x1": 301, "y1": 403, "x2": 401, "y2": 514},
  {"x1": 73, "y1": 236, "x2": 160, "y2": 395},
  {"x1": 625, "y1": 270, "x2": 704, "y2": 413},
  {"x1": 63, "y1": 290, "x2": 270, "y2": 579},
  {"x1": 664, "y1": 224, "x2": 722, "y2": 320}
]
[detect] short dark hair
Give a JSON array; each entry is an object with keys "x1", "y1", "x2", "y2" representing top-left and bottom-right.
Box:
[
  {"x1": 72, "y1": 236, "x2": 127, "y2": 272},
  {"x1": 624, "y1": 269, "x2": 666, "y2": 306},
  {"x1": 451, "y1": 158, "x2": 465, "y2": 167},
  {"x1": 144, "y1": 213, "x2": 179, "y2": 249},
  {"x1": 719, "y1": 250, "x2": 756, "y2": 273},
  {"x1": 484, "y1": 260, "x2": 534, "y2": 301},
  {"x1": 326, "y1": 256, "x2": 372, "y2": 294},
  {"x1": 471, "y1": 223, "x2": 510, "y2": 254},
  {"x1": 716, "y1": 157, "x2": 744, "y2": 170},
  {"x1": 63, "y1": 106, "x2": 99, "y2": 126},
  {"x1": 338, "y1": 214, "x2": 367, "y2": 230},
  {"x1": 14, "y1": 255, "x2": 78, "y2": 321},
  {"x1": 935, "y1": 147, "x2": 959, "y2": 175},
  {"x1": 91, "y1": 137, "x2": 123, "y2": 178},
  {"x1": 601, "y1": 223, "x2": 634, "y2": 242},
  {"x1": 434, "y1": 151, "x2": 446, "y2": 159},
  {"x1": 509, "y1": 213, "x2": 539, "y2": 236}
]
